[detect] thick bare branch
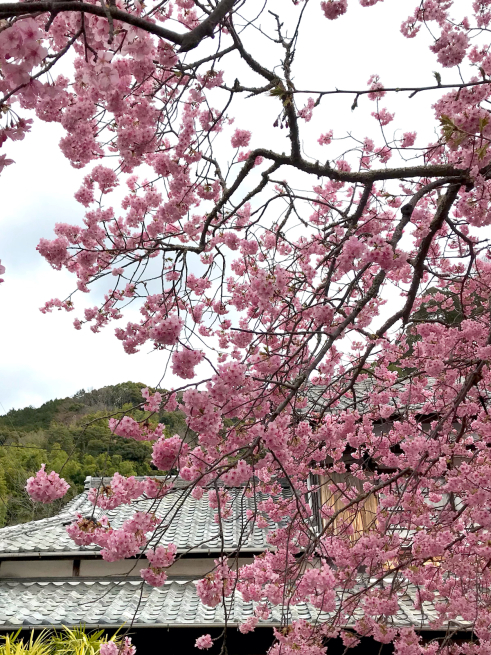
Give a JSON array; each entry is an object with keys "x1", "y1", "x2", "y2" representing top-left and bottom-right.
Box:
[{"x1": 0, "y1": 0, "x2": 238, "y2": 51}]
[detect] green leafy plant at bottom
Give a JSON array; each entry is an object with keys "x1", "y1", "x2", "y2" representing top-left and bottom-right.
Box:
[{"x1": 0, "y1": 626, "x2": 126, "y2": 655}]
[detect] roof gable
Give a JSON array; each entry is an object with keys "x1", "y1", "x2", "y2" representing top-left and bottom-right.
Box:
[{"x1": 0, "y1": 478, "x2": 293, "y2": 555}]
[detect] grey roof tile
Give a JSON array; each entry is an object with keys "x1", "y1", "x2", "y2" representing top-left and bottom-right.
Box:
[
  {"x1": 0, "y1": 481, "x2": 292, "y2": 554},
  {"x1": 0, "y1": 579, "x2": 460, "y2": 630},
  {"x1": 305, "y1": 380, "x2": 430, "y2": 416}
]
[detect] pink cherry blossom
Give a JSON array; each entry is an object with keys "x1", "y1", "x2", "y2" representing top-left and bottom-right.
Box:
[
  {"x1": 171, "y1": 348, "x2": 204, "y2": 379},
  {"x1": 89, "y1": 473, "x2": 145, "y2": 509},
  {"x1": 321, "y1": 0, "x2": 347, "y2": 20},
  {"x1": 231, "y1": 128, "x2": 251, "y2": 148},
  {"x1": 141, "y1": 543, "x2": 177, "y2": 586},
  {"x1": 318, "y1": 131, "x2": 333, "y2": 145},
  {"x1": 141, "y1": 387, "x2": 162, "y2": 412},
  {"x1": 149, "y1": 315, "x2": 184, "y2": 346},
  {"x1": 6, "y1": 1, "x2": 491, "y2": 653},
  {"x1": 371, "y1": 108, "x2": 395, "y2": 125},
  {"x1": 66, "y1": 514, "x2": 111, "y2": 546},
  {"x1": 100, "y1": 638, "x2": 136, "y2": 655},
  {"x1": 195, "y1": 635, "x2": 213, "y2": 650},
  {"x1": 400, "y1": 131, "x2": 417, "y2": 147},
  {"x1": 152, "y1": 434, "x2": 189, "y2": 471},
  {"x1": 25, "y1": 464, "x2": 70, "y2": 503},
  {"x1": 0, "y1": 155, "x2": 14, "y2": 175}
]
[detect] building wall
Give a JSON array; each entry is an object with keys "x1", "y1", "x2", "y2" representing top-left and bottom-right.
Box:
[
  {"x1": 0, "y1": 557, "x2": 254, "y2": 579},
  {"x1": 0, "y1": 559, "x2": 73, "y2": 578}
]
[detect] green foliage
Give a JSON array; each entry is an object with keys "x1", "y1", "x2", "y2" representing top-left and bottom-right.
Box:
[
  {"x1": 50, "y1": 626, "x2": 121, "y2": 655},
  {"x1": 0, "y1": 382, "x2": 147, "y2": 432},
  {"x1": 385, "y1": 287, "x2": 489, "y2": 379},
  {"x1": 406, "y1": 286, "x2": 487, "y2": 347},
  {"x1": 0, "y1": 627, "x2": 123, "y2": 655},
  {"x1": 0, "y1": 399, "x2": 66, "y2": 433},
  {"x1": 410, "y1": 287, "x2": 465, "y2": 329},
  {"x1": 0, "y1": 434, "x2": 149, "y2": 526},
  {"x1": 0, "y1": 630, "x2": 51, "y2": 655},
  {"x1": 72, "y1": 382, "x2": 149, "y2": 410},
  {"x1": 0, "y1": 381, "x2": 188, "y2": 528}
]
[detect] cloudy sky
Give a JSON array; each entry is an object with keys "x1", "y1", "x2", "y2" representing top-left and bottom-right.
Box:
[{"x1": 0, "y1": 0, "x2": 459, "y2": 411}]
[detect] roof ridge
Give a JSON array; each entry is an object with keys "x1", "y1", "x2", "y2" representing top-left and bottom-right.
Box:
[
  {"x1": 84, "y1": 475, "x2": 291, "y2": 490},
  {"x1": 0, "y1": 492, "x2": 90, "y2": 539},
  {"x1": 0, "y1": 487, "x2": 293, "y2": 554}
]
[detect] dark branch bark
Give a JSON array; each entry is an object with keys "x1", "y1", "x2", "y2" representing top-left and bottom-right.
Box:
[
  {"x1": 179, "y1": 0, "x2": 236, "y2": 52},
  {"x1": 202, "y1": 31, "x2": 491, "y2": 186},
  {"x1": 0, "y1": 0, "x2": 237, "y2": 51},
  {"x1": 227, "y1": 18, "x2": 277, "y2": 83},
  {"x1": 294, "y1": 78, "x2": 491, "y2": 100},
  {"x1": 0, "y1": 1, "x2": 185, "y2": 40},
  {"x1": 348, "y1": 182, "x2": 373, "y2": 225},
  {"x1": 400, "y1": 182, "x2": 461, "y2": 325},
  {"x1": 370, "y1": 182, "x2": 462, "y2": 338},
  {"x1": 179, "y1": 44, "x2": 236, "y2": 70},
  {"x1": 250, "y1": 149, "x2": 470, "y2": 183}
]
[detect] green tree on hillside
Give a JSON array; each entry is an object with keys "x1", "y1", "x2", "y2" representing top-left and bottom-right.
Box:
[{"x1": 0, "y1": 382, "x2": 189, "y2": 527}]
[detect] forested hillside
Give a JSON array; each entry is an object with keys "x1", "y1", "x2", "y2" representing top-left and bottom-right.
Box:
[{"x1": 0, "y1": 382, "x2": 187, "y2": 527}]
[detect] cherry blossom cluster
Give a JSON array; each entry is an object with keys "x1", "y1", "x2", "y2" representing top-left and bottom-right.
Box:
[
  {"x1": 66, "y1": 509, "x2": 160, "y2": 562},
  {"x1": 141, "y1": 387, "x2": 162, "y2": 412},
  {"x1": 25, "y1": 464, "x2": 70, "y2": 503},
  {"x1": 88, "y1": 472, "x2": 166, "y2": 508},
  {"x1": 10, "y1": 0, "x2": 491, "y2": 653},
  {"x1": 171, "y1": 348, "x2": 204, "y2": 379},
  {"x1": 140, "y1": 543, "x2": 177, "y2": 586},
  {"x1": 66, "y1": 514, "x2": 111, "y2": 546},
  {"x1": 102, "y1": 511, "x2": 161, "y2": 561},
  {"x1": 100, "y1": 637, "x2": 136, "y2": 655},
  {"x1": 195, "y1": 558, "x2": 237, "y2": 608},
  {"x1": 108, "y1": 416, "x2": 164, "y2": 442},
  {"x1": 195, "y1": 635, "x2": 213, "y2": 650},
  {"x1": 152, "y1": 434, "x2": 189, "y2": 471}
]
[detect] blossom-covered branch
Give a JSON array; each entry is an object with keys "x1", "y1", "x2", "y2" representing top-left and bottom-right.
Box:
[{"x1": 6, "y1": 0, "x2": 491, "y2": 654}]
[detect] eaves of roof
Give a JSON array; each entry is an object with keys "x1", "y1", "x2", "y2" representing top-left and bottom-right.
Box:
[{"x1": 0, "y1": 578, "x2": 458, "y2": 631}]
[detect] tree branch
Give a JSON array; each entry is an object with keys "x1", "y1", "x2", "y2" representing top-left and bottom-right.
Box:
[
  {"x1": 250, "y1": 149, "x2": 470, "y2": 183},
  {"x1": 179, "y1": 0, "x2": 237, "y2": 52},
  {"x1": 0, "y1": 0, "x2": 238, "y2": 51}
]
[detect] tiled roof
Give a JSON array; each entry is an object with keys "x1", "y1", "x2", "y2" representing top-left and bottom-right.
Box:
[
  {"x1": 0, "y1": 479, "x2": 293, "y2": 555},
  {"x1": 305, "y1": 380, "x2": 427, "y2": 416},
  {"x1": 0, "y1": 477, "x2": 462, "y2": 633},
  {"x1": 0, "y1": 578, "x2": 446, "y2": 630}
]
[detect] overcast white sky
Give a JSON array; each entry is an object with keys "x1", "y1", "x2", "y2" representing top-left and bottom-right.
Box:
[{"x1": 0, "y1": 0, "x2": 468, "y2": 411}]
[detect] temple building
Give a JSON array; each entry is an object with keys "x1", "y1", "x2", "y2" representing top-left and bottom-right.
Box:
[{"x1": 0, "y1": 476, "x2": 465, "y2": 654}]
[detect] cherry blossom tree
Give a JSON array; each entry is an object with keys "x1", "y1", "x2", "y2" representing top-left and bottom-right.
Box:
[{"x1": 4, "y1": 0, "x2": 491, "y2": 653}]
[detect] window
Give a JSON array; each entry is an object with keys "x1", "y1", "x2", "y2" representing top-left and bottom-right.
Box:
[{"x1": 317, "y1": 473, "x2": 378, "y2": 542}]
